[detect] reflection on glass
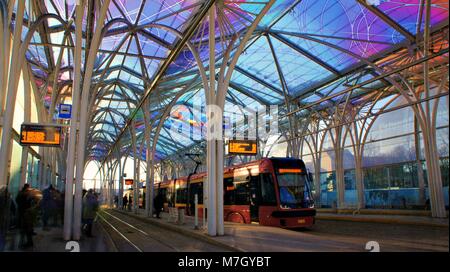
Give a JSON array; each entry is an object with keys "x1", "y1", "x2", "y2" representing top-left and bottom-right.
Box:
[{"x1": 277, "y1": 173, "x2": 313, "y2": 209}]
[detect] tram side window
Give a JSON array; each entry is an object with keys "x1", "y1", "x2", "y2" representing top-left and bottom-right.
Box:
[
  {"x1": 189, "y1": 182, "x2": 203, "y2": 205},
  {"x1": 224, "y1": 176, "x2": 250, "y2": 205},
  {"x1": 159, "y1": 188, "x2": 168, "y2": 202},
  {"x1": 234, "y1": 177, "x2": 250, "y2": 205},
  {"x1": 176, "y1": 188, "x2": 187, "y2": 204},
  {"x1": 224, "y1": 178, "x2": 235, "y2": 205},
  {"x1": 260, "y1": 174, "x2": 277, "y2": 205}
]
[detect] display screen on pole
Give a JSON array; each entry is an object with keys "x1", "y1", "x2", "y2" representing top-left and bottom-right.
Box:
[
  {"x1": 20, "y1": 124, "x2": 62, "y2": 147},
  {"x1": 228, "y1": 140, "x2": 257, "y2": 155},
  {"x1": 125, "y1": 179, "x2": 134, "y2": 185}
]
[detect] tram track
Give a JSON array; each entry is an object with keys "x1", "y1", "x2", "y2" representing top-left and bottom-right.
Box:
[
  {"x1": 99, "y1": 210, "x2": 180, "y2": 252},
  {"x1": 97, "y1": 212, "x2": 143, "y2": 252},
  {"x1": 97, "y1": 209, "x2": 229, "y2": 252}
]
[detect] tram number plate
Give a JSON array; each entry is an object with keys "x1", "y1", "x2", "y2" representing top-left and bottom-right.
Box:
[{"x1": 298, "y1": 219, "x2": 306, "y2": 224}]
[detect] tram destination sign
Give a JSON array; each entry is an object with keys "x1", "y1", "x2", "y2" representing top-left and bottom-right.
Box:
[
  {"x1": 228, "y1": 139, "x2": 257, "y2": 155},
  {"x1": 20, "y1": 123, "x2": 62, "y2": 147}
]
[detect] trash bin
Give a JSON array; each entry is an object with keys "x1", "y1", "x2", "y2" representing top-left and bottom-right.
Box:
[{"x1": 178, "y1": 208, "x2": 185, "y2": 225}]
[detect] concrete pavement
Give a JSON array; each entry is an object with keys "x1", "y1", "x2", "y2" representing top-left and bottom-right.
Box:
[{"x1": 113, "y1": 208, "x2": 448, "y2": 252}]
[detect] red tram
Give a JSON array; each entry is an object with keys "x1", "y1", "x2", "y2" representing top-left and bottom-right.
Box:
[{"x1": 151, "y1": 157, "x2": 316, "y2": 228}]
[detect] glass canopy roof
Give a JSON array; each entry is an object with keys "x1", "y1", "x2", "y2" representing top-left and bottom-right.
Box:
[{"x1": 12, "y1": 0, "x2": 449, "y2": 163}]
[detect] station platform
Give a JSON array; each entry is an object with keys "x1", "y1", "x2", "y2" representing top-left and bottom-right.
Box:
[
  {"x1": 3, "y1": 223, "x2": 115, "y2": 252},
  {"x1": 113, "y1": 208, "x2": 449, "y2": 252},
  {"x1": 315, "y1": 209, "x2": 449, "y2": 228}
]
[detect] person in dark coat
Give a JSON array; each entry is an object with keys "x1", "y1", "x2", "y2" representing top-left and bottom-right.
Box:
[
  {"x1": 16, "y1": 184, "x2": 39, "y2": 248},
  {"x1": 41, "y1": 185, "x2": 56, "y2": 230},
  {"x1": 153, "y1": 192, "x2": 164, "y2": 219},
  {"x1": 82, "y1": 189, "x2": 98, "y2": 237},
  {"x1": 0, "y1": 185, "x2": 11, "y2": 251},
  {"x1": 122, "y1": 195, "x2": 128, "y2": 210},
  {"x1": 128, "y1": 196, "x2": 133, "y2": 211}
]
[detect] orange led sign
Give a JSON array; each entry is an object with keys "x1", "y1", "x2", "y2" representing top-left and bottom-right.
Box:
[
  {"x1": 20, "y1": 124, "x2": 62, "y2": 147},
  {"x1": 228, "y1": 140, "x2": 257, "y2": 155},
  {"x1": 125, "y1": 179, "x2": 134, "y2": 185},
  {"x1": 278, "y1": 168, "x2": 303, "y2": 174}
]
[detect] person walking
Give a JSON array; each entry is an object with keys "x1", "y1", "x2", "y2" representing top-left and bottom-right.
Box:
[
  {"x1": 16, "y1": 184, "x2": 39, "y2": 249},
  {"x1": 41, "y1": 185, "x2": 56, "y2": 230},
  {"x1": 128, "y1": 196, "x2": 132, "y2": 211},
  {"x1": 153, "y1": 192, "x2": 164, "y2": 219},
  {"x1": 122, "y1": 195, "x2": 128, "y2": 210},
  {"x1": 82, "y1": 189, "x2": 99, "y2": 237},
  {"x1": 114, "y1": 195, "x2": 118, "y2": 208},
  {"x1": 0, "y1": 185, "x2": 11, "y2": 251}
]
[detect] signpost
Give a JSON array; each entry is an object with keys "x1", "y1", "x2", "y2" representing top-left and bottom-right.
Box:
[
  {"x1": 20, "y1": 123, "x2": 62, "y2": 147},
  {"x1": 228, "y1": 139, "x2": 258, "y2": 155},
  {"x1": 58, "y1": 104, "x2": 72, "y2": 119},
  {"x1": 125, "y1": 179, "x2": 133, "y2": 186}
]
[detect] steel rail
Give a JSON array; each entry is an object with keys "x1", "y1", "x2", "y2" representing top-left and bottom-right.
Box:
[
  {"x1": 100, "y1": 210, "x2": 180, "y2": 252},
  {"x1": 97, "y1": 212, "x2": 143, "y2": 252}
]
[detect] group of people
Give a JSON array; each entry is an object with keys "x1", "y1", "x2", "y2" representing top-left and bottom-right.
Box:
[
  {"x1": 0, "y1": 183, "x2": 100, "y2": 251},
  {"x1": 14, "y1": 184, "x2": 67, "y2": 248},
  {"x1": 121, "y1": 195, "x2": 133, "y2": 211},
  {"x1": 41, "y1": 185, "x2": 64, "y2": 231},
  {"x1": 121, "y1": 192, "x2": 164, "y2": 219}
]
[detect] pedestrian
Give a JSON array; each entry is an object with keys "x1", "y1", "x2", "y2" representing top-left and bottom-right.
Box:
[
  {"x1": 16, "y1": 184, "x2": 39, "y2": 249},
  {"x1": 82, "y1": 189, "x2": 99, "y2": 238},
  {"x1": 122, "y1": 195, "x2": 128, "y2": 210},
  {"x1": 0, "y1": 185, "x2": 11, "y2": 251},
  {"x1": 128, "y1": 196, "x2": 133, "y2": 211},
  {"x1": 51, "y1": 189, "x2": 62, "y2": 227},
  {"x1": 153, "y1": 192, "x2": 164, "y2": 219},
  {"x1": 142, "y1": 192, "x2": 146, "y2": 210},
  {"x1": 41, "y1": 184, "x2": 56, "y2": 231}
]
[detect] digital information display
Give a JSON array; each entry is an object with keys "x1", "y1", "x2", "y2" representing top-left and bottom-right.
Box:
[
  {"x1": 228, "y1": 140, "x2": 257, "y2": 155},
  {"x1": 125, "y1": 179, "x2": 134, "y2": 185},
  {"x1": 20, "y1": 124, "x2": 62, "y2": 147}
]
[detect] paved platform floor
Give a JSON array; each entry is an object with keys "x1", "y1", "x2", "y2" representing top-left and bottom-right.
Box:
[
  {"x1": 97, "y1": 210, "x2": 231, "y2": 252},
  {"x1": 316, "y1": 212, "x2": 449, "y2": 228},
  {"x1": 115, "y1": 208, "x2": 449, "y2": 252},
  {"x1": 3, "y1": 209, "x2": 447, "y2": 252},
  {"x1": 3, "y1": 222, "x2": 114, "y2": 252}
]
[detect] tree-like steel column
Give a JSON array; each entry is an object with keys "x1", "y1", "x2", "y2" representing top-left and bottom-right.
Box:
[
  {"x1": 421, "y1": 0, "x2": 446, "y2": 218},
  {"x1": 116, "y1": 150, "x2": 123, "y2": 209},
  {"x1": 206, "y1": 4, "x2": 217, "y2": 236},
  {"x1": 0, "y1": 0, "x2": 25, "y2": 187},
  {"x1": 144, "y1": 101, "x2": 152, "y2": 217},
  {"x1": 131, "y1": 123, "x2": 139, "y2": 213},
  {"x1": 0, "y1": 0, "x2": 12, "y2": 128},
  {"x1": 19, "y1": 66, "x2": 32, "y2": 188},
  {"x1": 72, "y1": 0, "x2": 111, "y2": 240},
  {"x1": 63, "y1": 0, "x2": 84, "y2": 241},
  {"x1": 205, "y1": 0, "x2": 276, "y2": 236},
  {"x1": 302, "y1": 117, "x2": 326, "y2": 207},
  {"x1": 110, "y1": 160, "x2": 119, "y2": 208}
]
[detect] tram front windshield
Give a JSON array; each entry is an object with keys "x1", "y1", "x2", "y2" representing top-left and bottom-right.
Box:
[{"x1": 277, "y1": 172, "x2": 313, "y2": 209}]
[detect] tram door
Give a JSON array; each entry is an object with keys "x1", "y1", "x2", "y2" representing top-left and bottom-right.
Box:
[{"x1": 249, "y1": 175, "x2": 260, "y2": 222}]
